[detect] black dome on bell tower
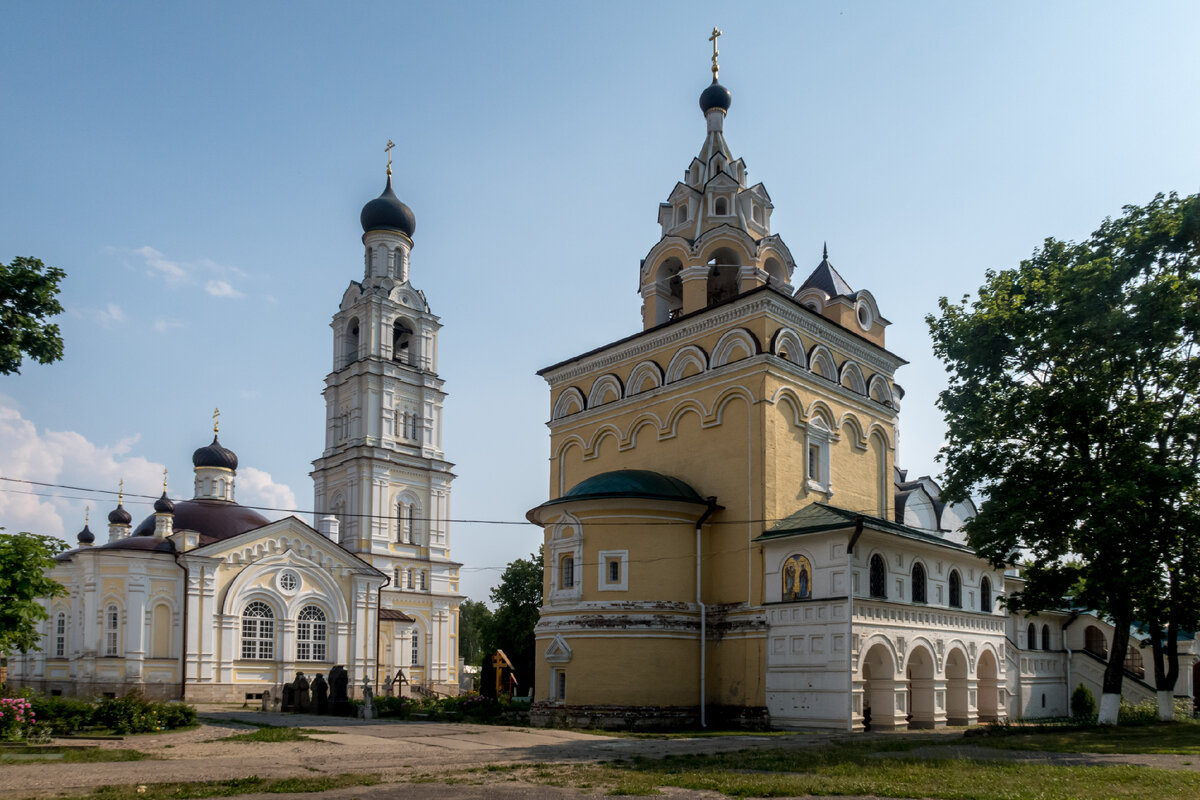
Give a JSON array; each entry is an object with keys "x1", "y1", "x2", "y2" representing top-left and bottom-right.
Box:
[
  {"x1": 699, "y1": 78, "x2": 732, "y2": 114},
  {"x1": 360, "y1": 174, "x2": 416, "y2": 237}
]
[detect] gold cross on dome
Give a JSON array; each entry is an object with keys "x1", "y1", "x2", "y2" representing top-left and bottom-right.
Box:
[
  {"x1": 709, "y1": 27, "x2": 722, "y2": 79},
  {"x1": 118, "y1": 478, "x2": 124, "y2": 504},
  {"x1": 385, "y1": 139, "x2": 395, "y2": 176},
  {"x1": 162, "y1": 467, "x2": 169, "y2": 491},
  {"x1": 213, "y1": 407, "x2": 220, "y2": 433}
]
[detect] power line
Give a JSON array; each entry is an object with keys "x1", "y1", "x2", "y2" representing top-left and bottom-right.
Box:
[{"x1": 0, "y1": 474, "x2": 890, "y2": 528}]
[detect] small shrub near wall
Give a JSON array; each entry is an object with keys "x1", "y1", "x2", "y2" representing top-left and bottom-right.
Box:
[{"x1": 27, "y1": 691, "x2": 196, "y2": 735}]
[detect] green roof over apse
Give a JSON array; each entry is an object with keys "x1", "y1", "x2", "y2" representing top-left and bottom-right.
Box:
[{"x1": 552, "y1": 470, "x2": 707, "y2": 507}]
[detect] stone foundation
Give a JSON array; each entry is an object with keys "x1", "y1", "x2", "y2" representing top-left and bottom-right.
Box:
[
  {"x1": 531, "y1": 702, "x2": 770, "y2": 731},
  {"x1": 13, "y1": 678, "x2": 180, "y2": 701}
]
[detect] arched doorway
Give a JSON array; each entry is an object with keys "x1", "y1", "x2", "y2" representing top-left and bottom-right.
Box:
[
  {"x1": 860, "y1": 642, "x2": 902, "y2": 730},
  {"x1": 977, "y1": 649, "x2": 1000, "y2": 722},
  {"x1": 906, "y1": 645, "x2": 939, "y2": 728},
  {"x1": 945, "y1": 648, "x2": 971, "y2": 726}
]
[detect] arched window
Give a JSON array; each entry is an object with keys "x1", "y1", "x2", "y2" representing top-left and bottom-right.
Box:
[
  {"x1": 675, "y1": 205, "x2": 688, "y2": 226},
  {"x1": 980, "y1": 576, "x2": 992, "y2": 612},
  {"x1": 297, "y1": 605, "x2": 327, "y2": 662},
  {"x1": 392, "y1": 320, "x2": 413, "y2": 365},
  {"x1": 1041, "y1": 624, "x2": 1051, "y2": 651},
  {"x1": 948, "y1": 570, "x2": 962, "y2": 608},
  {"x1": 344, "y1": 318, "x2": 360, "y2": 366},
  {"x1": 1084, "y1": 625, "x2": 1107, "y2": 657},
  {"x1": 1124, "y1": 645, "x2": 1145, "y2": 678},
  {"x1": 55, "y1": 611, "x2": 66, "y2": 658},
  {"x1": 406, "y1": 568, "x2": 414, "y2": 590},
  {"x1": 1027, "y1": 622, "x2": 1038, "y2": 650},
  {"x1": 411, "y1": 631, "x2": 420, "y2": 666},
  {"x1": 714, "y1": 196, "x2": 729, "y2": 215},
  {"x1": 911, "y1": 563, "x2": 927, "y2": 604},
  {"x1": 561, "y1": 555, "x2": 575, "y2": 589},
  {"x1": 869, "y1": 554, "x2": 887, "y2": 599},
  {"x1": 419, "y1": 571, "x2": 428, "y2": 591},
  {"x1": 752, "y1": 204, "x2": 763, "y2": 224},
  {"x1": 104, "y1": 604, "x2": 120, "y2": 657},
  {"x1": 241, "y1": 601, "x2": 274, "y2": 660}
]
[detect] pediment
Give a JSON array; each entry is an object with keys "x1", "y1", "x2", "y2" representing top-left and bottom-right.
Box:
[
  {"x1": 667, "y1": 182, "x2": 700, "y2": 203},
  {"x1": 544, "y1": 634, "x2": 572, "y2": 664},
  {"x1": 704, "y1": 172, "x2": 740, "y2": 191},
  {"x1": 339, "y1": 281, "x2": 363, "y2": 311},
  {"x1": 193, "y1": 516, "x2": 383, "y2": 578}
]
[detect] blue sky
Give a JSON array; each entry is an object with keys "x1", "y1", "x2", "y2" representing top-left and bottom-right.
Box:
[{"x1": 2, "y1": 1, "x2": 1198, "y2": 604}]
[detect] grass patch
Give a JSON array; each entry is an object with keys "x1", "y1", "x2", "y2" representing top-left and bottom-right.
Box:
[
  {"x1": 578, "y1": 728, "x2": 804, "y2": 739},
  {"x1": 212, "y1": 725, "x2": 327, "y2": 743},
  {"x1": 469, "y1": 732, "x2": 1200, "y2": 800},
  {"x1": 971, "y1": 719, "x2": 1200, "y2": 754},
  {"x1": 47, "y1": 773, "x2": 379, "y2": 800},
  {"x1": 0, "y1": 747, "x2": 151, "y2": 764}
]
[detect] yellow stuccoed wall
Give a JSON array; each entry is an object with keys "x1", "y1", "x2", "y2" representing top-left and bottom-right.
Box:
[{"x1": 536, "y1": 293, "x2": 899, "y2": 716}]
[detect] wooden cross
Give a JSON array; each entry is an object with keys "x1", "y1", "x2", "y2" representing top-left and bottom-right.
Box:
[
  {"x1": 709, "y1": 27, "x2": 722, "y2": 79},
  {"x1": 213, "y1": 406, "x2": 220, "y2": 433},
  {"x1": 385, "y1": 139, "x2": 395, "y2": 175}
]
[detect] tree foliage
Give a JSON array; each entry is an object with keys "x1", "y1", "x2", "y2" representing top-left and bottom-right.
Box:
[
  {"x1": 0, "y1": 257, "x2": 66, "y2": 375},
  {"x1": 457, "y1": 598, "x2": 494, "y2": 667},
  {"x1": 480, "y1": 548, "x2": 543, "y2": 697},
  {"x1": 927, "y1": 192, "x2": 1200, "y2": 710},
  {"x1": 0, "y1": 531, "x2": 69, "y2": 654}
]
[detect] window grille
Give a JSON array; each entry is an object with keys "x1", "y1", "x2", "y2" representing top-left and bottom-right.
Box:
[
  {"x1": 297, "y1": 605, "x2": 327, "y2": 661},
  {"x1": 241, "y1": 601, "x2": 274, "y2": 660}
]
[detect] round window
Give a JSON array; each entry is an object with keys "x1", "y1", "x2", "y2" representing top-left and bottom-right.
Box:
[
  {"x1": 856, "y1": 301, "x2": 872, "y2": 331},
  {"x1": 278, "y1": 570, "x2": 300, "y2": 594}
]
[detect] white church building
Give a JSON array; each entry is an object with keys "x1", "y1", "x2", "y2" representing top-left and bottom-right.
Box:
[{"x1": 9, "y1": 167, "x2": 463, "y2": 702}]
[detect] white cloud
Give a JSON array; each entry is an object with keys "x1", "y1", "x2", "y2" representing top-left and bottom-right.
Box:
[
  {"x1": 237, "y1": 467, "x2": 297, "y2": 521},
  {"x1": 153, "y1": 318, "x2": 185, "y2": 333},
  {"x1": 205, "y1": 279, "x2": 244, "y2": 299},
  {"x1": 72, "y1": 303, "x2": 126, "y2": 327},
  {"x1": 133, "y1": 245, "x2": 187, "y2": 284},
  {"x1": 0, "y1": 400, "x2": 166, "y2": 543}
]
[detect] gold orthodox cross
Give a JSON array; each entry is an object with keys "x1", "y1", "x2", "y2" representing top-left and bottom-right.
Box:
[
  {"x1": 213, "y1": 406, "x2": 220, "y2": 433},
  {"x1": 118, "y1": 478, "x2": 124, "y2": 504},
  {"x1": 162, "y1": 467, "x2": 169, "y2": 491},
  {"x1": 709, "y1": 27, "x2": 722, "y2": 79},
  {"x1": 385, "y1": 139, "x2": 395, "y2": 176}
]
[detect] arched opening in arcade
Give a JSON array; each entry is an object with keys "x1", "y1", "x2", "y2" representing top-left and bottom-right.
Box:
[
  {"x1": 945, "y1": 647, "x2": 971, "y2": 726},
  {"x1": 906, "y1": 645, "x2": 938, "y2": 729},
  {"x1": 976, "y1": 648, "x2": 1000, "y2": 722}
]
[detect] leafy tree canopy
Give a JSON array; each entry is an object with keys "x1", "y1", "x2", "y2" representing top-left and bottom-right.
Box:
[
  {"x1": 927, "y1": 192, "x2": 1200, "y2": 703},
  {"x1": 0, "y1": 531, "x2": 69, "y2": 654},
  {"x1": 457, "y1": 598, "x2": 494, "y2": 667},
  {"x1": 0, "y1": 257, "x2": 66, "y2": 375},
  {"x1": 481, "y1": 547, "x2": 543, "y2": 696}
]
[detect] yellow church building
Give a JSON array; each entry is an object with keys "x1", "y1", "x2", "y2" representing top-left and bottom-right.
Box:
[{"x1": 526, "y1": 41, "x2": 1191, "y2": 730}]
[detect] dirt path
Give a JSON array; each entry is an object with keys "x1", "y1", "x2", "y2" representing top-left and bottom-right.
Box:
[{"x1": 3, "y1": 708, "x2": 1197, "y2": 800}]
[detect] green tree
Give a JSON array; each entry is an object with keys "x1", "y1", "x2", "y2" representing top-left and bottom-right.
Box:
[
  {"x1": 927, "y1": 192, "x2": 1200, "y2": 724},
  {"x1": 0, "y1": 531, "x2": 69, "y2": 654},
  {"x1": 457, "y1": 598, "x2": 493, "y2": 667},
  {"x1": 481, "y1": 548, "x2": 543, "y2": 697},
  {"x1": 0, "y1": 257, "x2": 66, "y2": 375}
]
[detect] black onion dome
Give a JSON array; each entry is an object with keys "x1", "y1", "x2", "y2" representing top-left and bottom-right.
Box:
[
  {"x1": 360, "y1": 175, "x2": 416, "y2": 237},
  {"x1": 699, "y1": 78, "x2": 732, "y2": 114},
  {"x1": 153, "y1": 492, "x2": 175, "y2": 514},
  {"x1": 76, "y1": 524, "x2": 95, "y2": 545},
  {"x1": 193, "y1": 435, "x2": 238, "y2": 471},
  {"x1": 108, "y1": 504, "x2": 132, "y2": 525}
]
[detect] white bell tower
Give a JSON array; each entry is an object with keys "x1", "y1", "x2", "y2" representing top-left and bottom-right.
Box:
[{"x1": 311, "y1": 147, "x2": 462, "y2": 693}]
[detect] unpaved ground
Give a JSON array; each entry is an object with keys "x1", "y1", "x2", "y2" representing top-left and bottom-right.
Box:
[{"x1": 2, "y1": 706, "x2": 1197, "y2": 800}]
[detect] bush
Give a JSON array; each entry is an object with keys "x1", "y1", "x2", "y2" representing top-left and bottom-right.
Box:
[
  {"x1": 1071, "y1": 684, "x2": 1097, "y2": 720},
  {"x1": 25, "y1": 691, "x2": 196, "y2": 735},
  {"x1": 0, "y1": 696, "x2": 38, "y2": 741},
  {"x1": 29, "y1": 695, "x2": 93, "y2": 736}
]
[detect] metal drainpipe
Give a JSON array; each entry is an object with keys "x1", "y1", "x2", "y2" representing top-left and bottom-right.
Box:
[
  {"x1": 172, "y1": 548, "x2": 189, "y2": 702},
  {"x1": 1061, "y1": 612, "x2": 1079, "y2": 712},
  {"x1": 696, "y1": 498, "x2": 719, "y2": 729},
  {"x1": 375, "y1": 574, "x2": 392, "y2": 693},
  {"x1": 847, "y1": 515, "x2": 865, "y2": 731}
]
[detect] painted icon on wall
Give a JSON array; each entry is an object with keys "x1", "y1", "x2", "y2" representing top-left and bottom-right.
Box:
[{"x1": 783, "y1": 554, "x2": 811, "y2": 600}]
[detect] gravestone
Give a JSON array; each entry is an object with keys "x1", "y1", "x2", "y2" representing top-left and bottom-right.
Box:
[
  {"x1": 295, "y1": 672, "x2": 311, "y2": 713},
  {"x1": 281, "y1": 682, "x2": 295, "y2": 713},
  {"x1": 260, "y1": 688, "x2": 272, "y2": 713},
  {"x1": 359, "y1": 674, "x2": 375, "y2": 720},
  {"x1": 311, "y1": 673, "x2": 329, "y2": 715},
  {"x1": 329, "y1": 665, "x2": 350, "y2": 717}
]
